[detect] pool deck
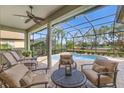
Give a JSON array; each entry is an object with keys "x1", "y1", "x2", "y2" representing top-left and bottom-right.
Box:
[{"x1": 36, "y1": 55, "x2": 124, "y2": 88}]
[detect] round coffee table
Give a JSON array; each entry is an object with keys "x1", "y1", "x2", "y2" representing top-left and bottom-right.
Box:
[{"x1": 51, "y1": 68, "x2": 87, "y2": 88}]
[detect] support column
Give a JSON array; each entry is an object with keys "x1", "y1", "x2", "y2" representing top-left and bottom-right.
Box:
[
  {"x1": 47, "y1": 22, "x2": 52, "y2": 69},
  {"x1": 73, "y1": 37, "x2": 75, "y2": 52},
  {"x1": 65, "y1": 38, "x2": 67, "y2": 52},
  {"x1": 25, "y1": 31, "x2": 30, "y2": 50},
  {"x1": 0, "y1": 30, "x2": 1, "y2": 49},
  {"x1": 32, "y1": 32, "x2": 35, "y2": 57}
]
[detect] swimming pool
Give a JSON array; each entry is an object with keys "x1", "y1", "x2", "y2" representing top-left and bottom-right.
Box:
[{"x1": 52, "y1": 53, "x2": 96, "y2": 62}]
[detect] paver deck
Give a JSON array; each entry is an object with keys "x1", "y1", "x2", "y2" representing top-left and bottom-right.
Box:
[{"x1": 36, "y1": 55, "x2": 124, "y2": 88}]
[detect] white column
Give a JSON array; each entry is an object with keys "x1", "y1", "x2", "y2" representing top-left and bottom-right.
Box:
[
  {"x1": 47, "y1": 22, "x2": 52, "y2": 69},
  {"x1": 25, "y1": 32, "x2": 30, "y2": 50}
]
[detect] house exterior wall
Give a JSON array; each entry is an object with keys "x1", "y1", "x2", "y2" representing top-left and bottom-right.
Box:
[
  {"x1": 0, "y1": 30, "x2": 25, "y2": 48},
  {"x1": 0, "y1": 30, "x2": 24, "y2": 39}
]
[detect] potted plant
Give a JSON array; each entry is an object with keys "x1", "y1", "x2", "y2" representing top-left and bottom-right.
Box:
[{"x1": 22, "y1": 50, "x2": 31, "y2": 57}]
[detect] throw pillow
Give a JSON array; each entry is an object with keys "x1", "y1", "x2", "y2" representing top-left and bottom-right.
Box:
[{"x1": 92, "y1": 63, "x2": 108, "y2": 73}]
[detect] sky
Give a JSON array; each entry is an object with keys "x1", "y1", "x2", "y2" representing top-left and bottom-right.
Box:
[{"x1": 31, "y1": 5, "x2": 118, "y2": 40}]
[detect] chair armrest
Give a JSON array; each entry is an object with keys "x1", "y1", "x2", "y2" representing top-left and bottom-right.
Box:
[
  {"x1": 37, "y1": 59, "x2": 47, "y2": 62},
  {"x1": 97, "y1": 70, "x2": 119, "y2": 76},
  {"x1": 97, "y1": 70, "x2": 119, "y2": 87},
  {"x1": 81, "y1": 64, "x2": 94, "y2": 71},
  {"x1": 58, "y1": 62, "x2": 77, "y2": 69},
  {"x1": 17, "y1": 59, "x2": 24, "y2": 62},
  {"x1": 20, "y1": 61, "x2": 37, "y2": 64},
  {"x1": 24, "y1": 82, "x2": 48, "y2": 88},
  {"x1": 32, "y1": 68, "x2": 48, "y2": 74},
  {"x1": 81, "y1": 64, "x2": 94, "y2": 66}
]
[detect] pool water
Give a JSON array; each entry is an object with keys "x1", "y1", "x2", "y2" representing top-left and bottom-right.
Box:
[
  {"x1": 52, "y1": 53, "x2": 96, "y2": 62},
  {"x1": 52, "y1": 54, "x2": 60, "y2": 62}
]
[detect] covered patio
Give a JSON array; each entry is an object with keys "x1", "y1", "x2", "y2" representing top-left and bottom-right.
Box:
[{"x1": 0, "y1": 5, "x2": 124, "y2": 88}]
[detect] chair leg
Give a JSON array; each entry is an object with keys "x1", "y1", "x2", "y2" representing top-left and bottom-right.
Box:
[
  {"x1": 97, "y1": 75, "x2": 101, "y2": 88},
  {"x1": 45, "y1": 69, "x2": 48, "y2": 74},
  {"x1": 97, "y1": 84, "x2": 100, "y2": 88},
  {"x1": 45, "y1": 83, "x2": 47, "y2": 88},
  {"x1": 114, "y1": 83, "x2": 117, "y2": 88},
  {"x1": 35, "y1": 64, "x2": 37, "y2": 70},
  {"x1": 84, "y1": 84, "x2": 88, "y2": 88},
  {"x1": 55, "y1": 85, "x2": 57, "y2": 88}
]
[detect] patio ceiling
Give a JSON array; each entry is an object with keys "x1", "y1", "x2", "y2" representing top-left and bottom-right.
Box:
[
  {"x1": 0, "y1": 5, "x2": 99, "y2": 33},
  {"x1": 0, "y1": 5, "x2": 64, "y2": 30}
]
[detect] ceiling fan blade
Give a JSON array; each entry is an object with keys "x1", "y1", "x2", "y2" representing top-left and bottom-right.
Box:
[
  {"x1": 13, "y1": 14, "x2": 28, "y2": 18},
  {"x1": 14, "y1": 5, "x2": 43, "y2": 24},
  {"x1": 32, "y1": 18, "x2": 41, "y2": 24},
  {"x1": 35, "y1": 16, "x2": 44, "y2": 21},
  {"x1": 26, "y1": 11, "x2": 33, "y2": 18},
  {"x1": 26, "y1": 11, "x2": 30, "y2": 15},
  {"x1": 25, "y1": 18, "x2": 31, "y2": 23}
]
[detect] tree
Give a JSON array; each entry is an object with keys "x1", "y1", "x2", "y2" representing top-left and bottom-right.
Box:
[
  {"x1": 30, "y1": 40, "x2": 47, "y2": 56},
  {"x1": 52, "y1": 28, "x2": 65, "y2": 52},
  {"x1": 66, "y1": 40, "x2": 73, "y2": 49}
]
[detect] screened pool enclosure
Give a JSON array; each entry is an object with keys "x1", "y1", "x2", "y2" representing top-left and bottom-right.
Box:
[{"x1": 30, "y1": 5, "x2": 124, "y2": 57}]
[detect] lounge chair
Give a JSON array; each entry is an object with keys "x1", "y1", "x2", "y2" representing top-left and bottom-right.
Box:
[
  {"x1": 3, "y1": 52, "x2": 37, "y2": 70},
  {"x1": 81, "y1": 58, "x2": 119, "y2": 88},
  {"x1": 59, "y1": 53, "x2": 77, "y2": 69},
  {"x1": 10, "y1": 51, "x2": 37, "y2": 62},
  {"x1": 0, "y1": 64, "x2": 48, "y2": 88}
]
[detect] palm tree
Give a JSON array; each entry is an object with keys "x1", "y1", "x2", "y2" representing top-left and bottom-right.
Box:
[
  {"x1": 66, "y1": 40, "x2": 73, "y2": 49},
  {"x1": 114, "y1": 24, "x2": 124, "y2": 52},
  {"x1": 52, "y1": 28, "x2": 65, "y2": 52},
  {"x1": 96, "y1": 26, "x2": 112, "y2": 48}
]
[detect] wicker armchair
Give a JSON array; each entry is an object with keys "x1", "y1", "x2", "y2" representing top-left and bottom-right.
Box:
[
  {"x1": 81, "y1": 58, "x2": 119, "y2": 88},
  {"x1": 0, "y1": 64, "x2": 48, "y2": 88}
]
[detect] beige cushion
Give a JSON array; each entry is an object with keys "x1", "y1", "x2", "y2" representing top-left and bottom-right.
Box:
[
  {"x1": 0, "y1": 64, "x2": 29, "y2": 87},
  {"x1": 92, "y1": 63, "x2": 108, "y2": 73},
  {"x1": 60, "y1": 59, "x2": 73, "y2": 64},
  {"x1": 3, "y1": 52, "x2": 17, "y2": 65},
  {"x1": 83, "y1": 69, "x2": 113, "y2": 85},
  {"x1": 60, "y1": 52, "x2": 72, "y2": 55},
  {"x1": 60, "y1": 54, "x2": 72, "y2": 59},
  {"x1": 10, "y1": 51, "x2": 35, "y2": 61},
  {"x1": 94, "y1": 58, "x2": 107, "y2": 66},
  {"x1": 32, "y1": 74, "x2": 48, "y2": 84},
  {"x1": 105, "y1": 60, "x2": 118, "y2": 72},
  {"x1": 10, "y1": 51, "x2": 21, "y2": 61},
  {"x1": 24, "y1": 57, "x2": 36, "y2": 60},
  {"x1": 94, "y1": 58, "x2": 118, "y2": 72},
  {"x1": 60, "y1": 54, "x2": 74, "y2": 64},
  {"x1": 19, "y1": 60, "x2": 37, "y2": 64},
  {"x1": 20, "y1": 71, "x2": 35, "y2": 86},
  {"x1": 20, "y1": 72, "x2": 48, "y2": 87}
]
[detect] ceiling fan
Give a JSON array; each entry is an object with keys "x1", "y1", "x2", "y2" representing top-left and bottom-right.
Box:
[{"x1": 14, "y1": 5, "x2": 44, "y2": 24}]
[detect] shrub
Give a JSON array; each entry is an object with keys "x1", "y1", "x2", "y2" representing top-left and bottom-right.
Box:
[
  {"x1": 118, "y1": 52, "x2": 124, "y2": 57},
  {"x1": 22, "y1": 50, "x2": 32, "y2": 57},
  {"x1": 119, "y1": 48, "x2": 124, "y2": 52}
]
